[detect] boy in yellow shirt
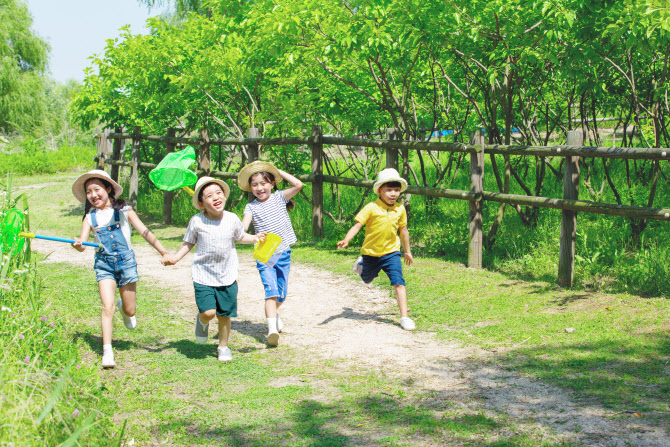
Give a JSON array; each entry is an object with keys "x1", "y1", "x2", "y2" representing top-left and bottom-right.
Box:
[{"x1": 337, "y1": 168, "x2": 415, "y2": 330}]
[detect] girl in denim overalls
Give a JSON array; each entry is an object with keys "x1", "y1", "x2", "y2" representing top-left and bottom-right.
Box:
[{"x1": 72, "y1": 170, "x2": 170, "y2": 368}]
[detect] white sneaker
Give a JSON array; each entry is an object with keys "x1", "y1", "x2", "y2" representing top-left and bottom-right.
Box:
[
  {"x1": 352, "y1": 256, "x2": 363, "y2": 276},
  {"x1": 400, "y1": 317, "x2": 416, "y2": 331},
  {"x1": 102, "y1": 349, "x2": 116, "y2": 368},
  {"x1": 116, "y1": 299, "x2": 136, "y2": 329},
  {"x1": 267, "y1": 331, "x2": 279, "y2": 346},
  {"x1": 217, "y1": 346, "x2": 233, "y2": 361},
  {"x1": 277, "y1": 316, "x2": 284, "y2": 333},
  {"x1": 195, "y1": 314, "x2": 209, "y2": 344}
]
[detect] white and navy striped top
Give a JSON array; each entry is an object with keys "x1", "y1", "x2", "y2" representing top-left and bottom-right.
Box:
[
  {"x1": 184, "y1": 211, "x2": 245, "y2": 287},
  {"x1": 244, "y1": 190, "x2": 297, "y2": 253}
]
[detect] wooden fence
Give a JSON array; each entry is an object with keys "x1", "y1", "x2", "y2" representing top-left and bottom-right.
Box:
[{"x1": 95, "y1": 125, "x2": 670, "y2": 288}]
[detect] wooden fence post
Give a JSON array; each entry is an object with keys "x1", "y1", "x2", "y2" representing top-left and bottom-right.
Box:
[
  {"x1": 246, "y1": 127, "x2": 259, "y2": 203},
  {"x1": 558, "y1": 130, "x2": 583, "y2": 287},
  {"x1": 311, "y1": 125, "x2": 324, "y2": 239},
  {"x1": 96, "y1": 129, "x2": 111, "y2": 171},
  {"x1": 468, "y1": 130, "x2": 485, "y2": 269},
  {"x1": 110, "y1": 127, "x2": 123, "y2": 182},
  {"x1": 385, "y1": 128, "x2": 399, "y2": 171},
  {"x1": 163, "y1": 127, "x2": 176, "y2": 225},
  {"x1": 129, "y1": 126, "x2": 141, "y2": 208},
  {"x1": 198, "y1": 129, "x2": 211, "y2": 175}
]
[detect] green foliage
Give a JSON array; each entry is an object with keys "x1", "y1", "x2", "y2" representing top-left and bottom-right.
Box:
[
  {"x1": 0, "y1": 0, "x2": 50, "y2": 134},
  {"x1": 0, "y1": 179, "x2": 117, "y2": 445},
  {"x1": 0, "y1": 140, "x2": 96, "y2": 176}
]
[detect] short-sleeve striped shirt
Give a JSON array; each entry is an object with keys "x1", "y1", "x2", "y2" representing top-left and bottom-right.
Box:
[
  {"x1": 243, "y1": 190, "x2": 297, "y2": 253},
  {"x1": 184, "y1": 211, "x2": 245, "y2": 287}
]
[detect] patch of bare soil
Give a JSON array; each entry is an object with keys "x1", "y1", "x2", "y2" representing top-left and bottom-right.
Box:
[{"x1": 32, "y1": 239, "x2": 670, "y2": 446}]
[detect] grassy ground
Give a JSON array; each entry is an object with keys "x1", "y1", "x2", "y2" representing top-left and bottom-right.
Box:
[{"x1": 12, "y1": 171, "x2": 670, "y2": 444}]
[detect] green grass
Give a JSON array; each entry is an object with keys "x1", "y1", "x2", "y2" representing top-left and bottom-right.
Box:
[
  {"x1": 37, "y1": 258, "x2": 568, "y2": 446},
  {"x1": 7, "y1": 169, "x2": 670, "y2": 444},
  {"x1": 293, "y1": 244, "x2": 670, "y2": 420}
]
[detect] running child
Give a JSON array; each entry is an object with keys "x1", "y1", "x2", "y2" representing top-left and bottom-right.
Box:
[
  {"x1": 71, "y1": 169, "x2": 170, "y2": 368},
  {"x1": 337, "y1": 168, "x2": 416, "y2": 331},
  {"x1": 237, "y1": 161, "x2": 303, "y2": 346},
  {"x1": 163, "y1": 177, "x2": 264, "y2": 361}
]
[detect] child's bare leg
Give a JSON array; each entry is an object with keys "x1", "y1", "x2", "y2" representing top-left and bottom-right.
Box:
[
  {"x1": 217, "y1": 315, "x2": 231, "y2": 347},
  {"x1": 98, "y1": 279, "x2": 117, "y2": 345},
  {"x1": 199, "y1": 309, "x2": 216, "y2": 324},
  {"x1": 264, "y1": 297, "x2": 278, "y2": 318},
  {"x1": 118, "y1": 282, "x2": 137, "y2": 317},
  {"x1": 393, "y1": 285, "x2": 409, "y2": 318}
]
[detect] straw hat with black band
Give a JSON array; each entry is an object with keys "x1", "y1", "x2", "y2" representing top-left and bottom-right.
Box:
[
  {"x1": 72, "y1": 169, "x2": 123, "y2": 204},
  {"x1": 372, "y1": 168, "x2": 408, "y2": 195},
  {"x1": 192, "y1": 176, "x2": 231, "y2": 210},
  {"x1": 237, "y1": 161, "x2": 283, "y2": 192}
]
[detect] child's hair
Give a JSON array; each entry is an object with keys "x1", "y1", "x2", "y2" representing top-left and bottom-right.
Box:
[
  {"x1": 197, "y1": 181, "x2": 226, "y2": 204},
  {"x1": 249, "y1": 171, "x2": 295, "y2": 211},
  {"x1": 381, "y1": 181, "x2": 402, "y2": 190},
  {"x1": 82, "y1": 177, "x2": 127, "y2": 219}
]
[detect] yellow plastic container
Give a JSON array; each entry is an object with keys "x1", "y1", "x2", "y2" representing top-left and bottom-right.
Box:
[{"x1": 253, "y1": 233, "x2": 282, "y2": 263}]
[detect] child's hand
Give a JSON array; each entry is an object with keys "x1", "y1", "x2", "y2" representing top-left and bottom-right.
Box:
[
  {"x1": 337, "y1": 240, "x2": 348, "y2": 249},
  {"x1": 162, "y1": 253, "x2": 175, "y2": 266},
  {"x1": 404, "y1": 252, "x2": 414, "y2": 266},
  {"x1": 256, "y1": 232, "x2": 267, "y2": 243},
  {"x1": 71, "y1": 239, "x2": 84, "y2": 252}
]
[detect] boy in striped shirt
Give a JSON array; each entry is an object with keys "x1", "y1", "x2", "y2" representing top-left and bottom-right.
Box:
[{"x1": 165, "y1": 177, "x2": 265, "y2": 361}]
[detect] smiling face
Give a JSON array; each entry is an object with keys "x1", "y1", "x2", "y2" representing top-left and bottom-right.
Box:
[
  {"x1": 85, "y1": 178, "x2": 112, "y2": 210},
  {"x1": 198, "y1": 183, "x2": 227, "y2": 218},
  {"x1": 378, "y1": 183, "x2": 401, "y2": 207},
  {"x1": 249, "y1": 172, "x2": 275, "y2": 202}
]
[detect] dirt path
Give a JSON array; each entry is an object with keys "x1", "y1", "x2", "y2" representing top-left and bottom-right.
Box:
[{"x1": 32, "y1": 238, "x2": 669, "y2": 446}]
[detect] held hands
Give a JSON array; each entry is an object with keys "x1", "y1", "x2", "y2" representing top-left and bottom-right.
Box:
[
  {"x1": 162, "y1": 253, "x2": 176, "y2": 266},
  {"x1": 404, "y1": 252, "x2": 414, "y2": 266}
]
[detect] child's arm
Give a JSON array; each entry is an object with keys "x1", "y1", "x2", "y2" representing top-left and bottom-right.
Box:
[
  {"x1": 337, "y1": 222, "x2": 363, "y2": 249},
  {"x1": 126, "y1": 209, "x2": 168, "y2": 258},
  {"x1": 242, "y1": 213, "x2": 253, "y2": 232},
  {"x1": 164, "y1": 241, "x2": 195, "y2": 266},
  {"x1": 71, "y1": 219, "x2": 92, "y2": 252},
  {"x1": 278, "y1": 169, "x2": 303, "y2": 200},
  {"x1": 237, "y1": 232, "x2": 267, "y2": 245},
  {"x1": 400, "y1": 226, "x2": 413, "y2": 266}
]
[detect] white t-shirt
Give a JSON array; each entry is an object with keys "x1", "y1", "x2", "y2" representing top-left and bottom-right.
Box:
[
  {"x1": 184, "y1": 211, "x2": 245, "y2": 287},
  {"x1": 243, "y1": 190, "x2": 297, "y2": 253},
  {"x1": 86, "y1": 206, "x2": 133, "y2": 252}
]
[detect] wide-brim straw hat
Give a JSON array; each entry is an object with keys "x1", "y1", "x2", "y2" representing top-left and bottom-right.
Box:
[
  {"x1": 192, "y1": 176, "x2": 231, "y2": 210},
  {"x1": 373, "y1": 168, "x2": 408, "y2": 195},
  {"x1": 237, "y1": 161, "x2": 283, "y2": 192},
  {"x1": 72, "y1": 169, "x2": 123, "y2": 204}
]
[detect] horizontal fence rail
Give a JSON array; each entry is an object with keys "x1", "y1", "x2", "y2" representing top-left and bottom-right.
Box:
[{"x1": 95, "y1": 126, "x2": 670, "y2": 288}]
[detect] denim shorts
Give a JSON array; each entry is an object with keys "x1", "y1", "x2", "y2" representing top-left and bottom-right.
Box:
[
  {"x1": 193, "y1": 281, "x2": 238, "y2": 317},
  {"x1": 256, "y1": 249, "x2": 291, "y2": 302},
  {"x1": 93, "y1": 251, "x2": 139, "y2": 288},
  {"x1": 361, "y1": 251, "x2": 405, "y2": 286}
]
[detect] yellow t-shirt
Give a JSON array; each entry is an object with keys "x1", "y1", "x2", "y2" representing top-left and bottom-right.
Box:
[{"x1": 355, "y1": 198, "x2": 407, "y2": 257}]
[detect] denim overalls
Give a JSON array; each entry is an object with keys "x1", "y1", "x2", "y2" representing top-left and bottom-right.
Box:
[{"x1": 91, "y1": 209, "x2": 138, "y2": 287}]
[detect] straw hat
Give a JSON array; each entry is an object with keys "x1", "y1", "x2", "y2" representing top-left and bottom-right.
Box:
[
  {"x1": 373, "y1": 168, "x2": 408, "y2": 195},
  {"x1": 72, "y1": 169, "x2": 123, "y2": 204},
  {"x1": 237, "y1": 161, "x2": 283, "y2": 192},
  {"x1": 192, "y1": 176, "x2": 231, "y2": 210}
]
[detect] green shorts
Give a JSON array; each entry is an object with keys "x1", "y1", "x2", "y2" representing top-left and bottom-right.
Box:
[{"x1": 193, "y1": 281, "x2": 238, "y2": 317}]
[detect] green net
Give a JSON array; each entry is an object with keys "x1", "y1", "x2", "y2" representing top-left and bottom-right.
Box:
[
  {"x1": 149, "y1": 146, "x2": 198, "y2": 191},
  {"x1": 1, "y1": 208, "x2": 25, "y2": 255}
]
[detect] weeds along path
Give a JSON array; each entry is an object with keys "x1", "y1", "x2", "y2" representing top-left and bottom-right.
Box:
[{"x1": 30, "y1": 233, "x2": 670, "y2": 446}]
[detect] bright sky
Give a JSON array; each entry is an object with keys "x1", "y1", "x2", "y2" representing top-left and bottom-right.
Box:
[{"x1": 26, "y1": 0, "x2": 156, "y2": 84}]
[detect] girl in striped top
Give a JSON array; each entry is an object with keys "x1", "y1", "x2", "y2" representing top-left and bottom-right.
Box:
[{"x1": 238, "y1": 161, "x2": 303, "y2": 347}]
